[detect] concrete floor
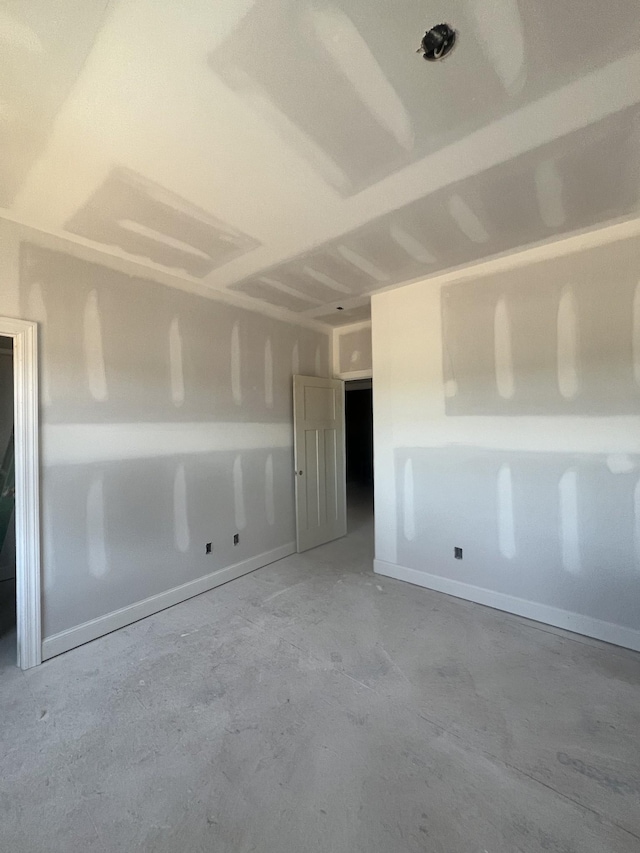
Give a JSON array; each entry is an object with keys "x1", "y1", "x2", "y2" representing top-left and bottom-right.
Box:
[{"x1": 1, "y1": 490, "x2": 640, "y2": 852}]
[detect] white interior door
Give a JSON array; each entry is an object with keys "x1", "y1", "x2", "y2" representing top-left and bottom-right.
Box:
[{"x1": 293, "y1": 375, "x2": 346, "y2": 553}]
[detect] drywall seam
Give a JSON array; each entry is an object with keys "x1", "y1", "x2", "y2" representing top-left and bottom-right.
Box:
[
  {"x1": 447, "y1": 194, "x2": 490, "y2": 244},
  {"x1": 373, "y1": 559, "x2": 640, "y2": 652},
  {"x1": 86, "y1": 474, "x2": 108, "y2": 577},
  {"x1": 635, "y1": 478, "x2": 640, "y2": 570},
  {"x1": 264, "y1": 336, "x2": 273, "y2": 408},
  {"x1": 471, "y1": 0, "x2": 525, "y2": 94},
  {"x1": 265, "y1": 453, "x2": 275, "y2": 526},
  {"x1": 209, "y1": 48, "x2": 640, "y2": 289},
  {"x1": 83, "y1": 290, "x2": 108, "y2": 401},
  {"x1": 368, "y1": 216, "x2": 640, "y2": 300},
  {"x1": 308, "y1": 4, "x2": 413, "y2": 151},
  {"x1": 494, "y1": 296, "x2": 515, "y2": 399},
  {"x1": 173, "y1": 463, "x2": 190, "y2": 553},
  {"x1": 231, "y1": 322, "x2": 242, "y2": 405},
  {"x1": 169, "y1": 316, "x2": 185, "y2": 407},
  {"x1": 402, "y1": 458, "x2": 415, "y2": 542},
  {"x1": 27, "y1": 282, "x2": 51, "y2": 406},
  {"x1": 42, "y1": 422, "x2": 294, "y2": 465},
  {"x1": 42, "y1": 541, "x2": 296, "y2": 660},
  {"x1": 391, "y1": 418, "x2": 640, "y2": 454},
  {"x1": 332, "y1": 320, "x2": 372, "y2": 379},
  {"x1": 0, "y1": 215, "x2": 333, "y2": 333},
  {"x1": 559, "y1": 469, "x2": 581, "y2": 574},
  {"x1": 633, "y1": 280, "x2": 640, "y2": 386},
  {"x1": 496, "y1": 463, "x2": 516, "y2": 559},
  {"x1": 233, "y1": 453, "x2": 247, "y2": 530},
  {"x1": 557, "y1": 287, "x2": 580, "y2": 399}
]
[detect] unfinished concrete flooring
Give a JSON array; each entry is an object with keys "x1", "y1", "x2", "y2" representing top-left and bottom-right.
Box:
[{"x1": 1, "y1": 495, "x2": 640, "y2": 852}]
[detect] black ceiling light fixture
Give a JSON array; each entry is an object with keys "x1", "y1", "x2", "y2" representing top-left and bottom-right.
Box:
[{"x1": 418, "y1": 23, "x2": 457, "y2": 62}]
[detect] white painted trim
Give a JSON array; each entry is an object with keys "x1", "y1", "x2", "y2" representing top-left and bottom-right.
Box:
[
  {"x1": 0, "y1": 317, "x2": 41, "y2": 669},
  {"x1": 371, "y1": 215, "x2": 640, "y2": 300},
  {"x1": 42, "y1": 541, "x2": 295, "y2": 660},
  {"x1": 373, "y1": 559, "x2": 640, "y2": 653},
  {"x1": 332, "y1": 324, "x2": 338, "y2": 378},
  {"x1": 335, "y1": 369, "x2": 373, "y2": 381}
]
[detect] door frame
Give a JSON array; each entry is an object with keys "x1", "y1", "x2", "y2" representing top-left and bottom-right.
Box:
[{"x1": 0, "y1": 317, "x2": 41, "y2": 669}]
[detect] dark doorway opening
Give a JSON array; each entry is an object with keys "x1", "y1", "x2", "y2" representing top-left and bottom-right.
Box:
[
  {"x1": 345, "y1": 379, "x2": 373, "y2": 531},
  {"x1": 0, "y1": 335, "x2": 15, "y2": 671}
]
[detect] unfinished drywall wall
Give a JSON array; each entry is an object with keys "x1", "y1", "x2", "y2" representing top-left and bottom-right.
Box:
[
  {"x1": 373, "y1": 227, "x2": 640, "y2": 650},
  {"x1": 0, "y1": 220, "x2": 329, "y2": 656},
  {"x1": 334, "y1": 322, "x2": 372, "y2": 378}
]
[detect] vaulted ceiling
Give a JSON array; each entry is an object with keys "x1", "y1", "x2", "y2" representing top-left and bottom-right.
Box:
[{"x1": 2, "y1": 0, "x2": 640, "y2": 326}]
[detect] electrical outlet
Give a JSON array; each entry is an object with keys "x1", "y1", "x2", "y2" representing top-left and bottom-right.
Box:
[
  {"x1": 454, "y1": 547, "x2": 463, "y2": 560},
  {"x1": 233, "y1": 533, "x2": 240, "y2": 546},
  {"x1": 205, "y1": 542, "x2": 212, "y2": 554}
]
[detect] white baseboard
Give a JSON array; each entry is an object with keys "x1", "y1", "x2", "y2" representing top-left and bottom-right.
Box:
[
  {"x1": 374, "y1": 559, "x2": 640, "y2": 653},
  {"x1": 42, "y1": 542, "x2": 295, "y2": 661}
]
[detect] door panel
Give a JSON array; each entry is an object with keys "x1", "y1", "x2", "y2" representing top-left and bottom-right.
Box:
[{"x1": 294, "y1": 376, "x2": 346, "y2": 552}]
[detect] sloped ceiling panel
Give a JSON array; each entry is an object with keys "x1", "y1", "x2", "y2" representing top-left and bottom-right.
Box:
[
  {"x1": 66, "y1": 169, "x2": 259, "y2": 278},
  {"x1": 1, "y1": 1, "x2": 640, "y2": 326},
  {"x1": 210, "y1": 0, "x2": 640, "y2": 197},
  {"x1": 230, "y1": 104, "x2": 640, "y2": 321}
]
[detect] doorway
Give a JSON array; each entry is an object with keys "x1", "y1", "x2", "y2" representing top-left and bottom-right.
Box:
[
  {"x1": 0, "y1": 317, "x2": 41, "y2": 670},
  {"x1": 0, "y1": 336, "x2": 16, "y2": 670},
  {"x1": 345, "y1": 379, "x2": 373, "y2": 533}
]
